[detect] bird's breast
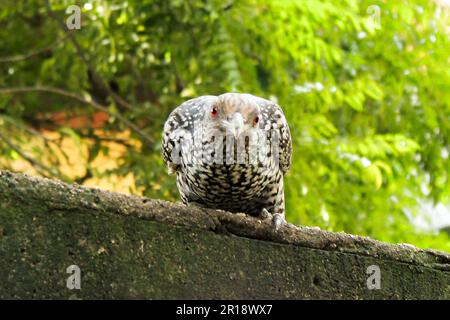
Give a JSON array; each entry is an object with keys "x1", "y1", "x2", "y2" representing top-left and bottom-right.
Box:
[
  {"x1": 179, "y1": 159, "x2": 278, "y2": 206},
  {"x1": 177, "y1": 131, "x2": 281, "y2": 211}
]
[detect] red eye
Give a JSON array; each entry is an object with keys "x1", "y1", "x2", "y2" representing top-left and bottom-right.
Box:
[
  {"x1": 211, "y1": 106, "x2": 218, "y2": 117},
  {"x1": 253, "y1": 116, "x2": 260, "y2": 126}
]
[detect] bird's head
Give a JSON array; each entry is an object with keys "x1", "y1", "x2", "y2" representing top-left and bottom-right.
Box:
[{"x1": 204, "y1": 93, "x2": 261, "y2": 139}]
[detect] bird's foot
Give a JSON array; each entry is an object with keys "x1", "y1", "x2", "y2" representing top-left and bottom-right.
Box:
[
  {"x1": 187, "y1": 201, "x2": 207, "y2": 209},
  {"x1": 272, "y1": 213, "x2": 286, "y2": 231},
  {"x1": 258, "y1": 209, "x2": 286, "y2": 231},
  {"x1": 259, "y1": 208, "x2": 272, "y2": 220}
]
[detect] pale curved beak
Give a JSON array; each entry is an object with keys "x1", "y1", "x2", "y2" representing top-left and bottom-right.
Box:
[{"x1": 226, "y1": 113, "x2": 245, "y2": 138}]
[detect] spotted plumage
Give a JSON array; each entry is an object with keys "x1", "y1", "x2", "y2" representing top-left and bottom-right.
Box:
[{"x1": 162, "y1": 93, "x2": 292, "y2": 228}]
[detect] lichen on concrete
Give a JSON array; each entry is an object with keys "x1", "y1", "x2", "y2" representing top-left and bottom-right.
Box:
[{"x1": 0, "y1": 170, "x2": 449, "y2": 299}]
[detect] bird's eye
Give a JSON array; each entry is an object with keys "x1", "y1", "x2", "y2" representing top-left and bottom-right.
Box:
[
  {"x1": 211, "y1": 106, "x2": 219, "y2": 117},
  {"x1": 253, "y1": 116, "x2": 260, "y2": 126}
]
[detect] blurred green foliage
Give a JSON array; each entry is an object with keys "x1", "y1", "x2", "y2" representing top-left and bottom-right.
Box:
[{"x1": 0, "y1": 0, "x2": 449, "y2": 251}]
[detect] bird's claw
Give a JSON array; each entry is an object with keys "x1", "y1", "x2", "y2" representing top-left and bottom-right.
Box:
[
  {"x1": 259, "y1": 209, "x2": 285, "y2": 232},
  {"x1": 272, "y1": 213, "x2": 286, "y2": 231},
  {"x1": 187, "y1": 201, "x2": 207, "y2": 209},
  {"x1": 259, "y1": 208, "x2": 272, "y2": 220}
]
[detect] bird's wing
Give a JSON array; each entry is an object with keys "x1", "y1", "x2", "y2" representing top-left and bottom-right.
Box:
[
  {"x1": 162, "y1": 95, "x2": 217, "y2": 174},
  {"x1": 256, "y1": 97, "x2": 293, "y2": 174}
]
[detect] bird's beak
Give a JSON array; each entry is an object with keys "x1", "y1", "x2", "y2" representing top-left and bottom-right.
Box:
[{"x1": 229, "y1": 113, "x2": 245, "y2": 138}]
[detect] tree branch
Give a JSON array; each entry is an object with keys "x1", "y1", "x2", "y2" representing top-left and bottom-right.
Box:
[
  {"x1": 0, "y1": 131, "x2": 68, "y2": 180},
  {"x1": 0, "y1": 35, "x2": 67, "y2": 63},
  {"x1": 44, "y1": 0, "x2": 134, "y2": 112},
  {"x1": 0, "y1": 86, "x2": 154, "y2": 145},
  {"x1": 76, "y1": 131, "x2": 135, "y2": 148}
]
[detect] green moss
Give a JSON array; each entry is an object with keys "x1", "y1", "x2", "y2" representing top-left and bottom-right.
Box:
[{"x1": 0, "y1": 170, "x2": 449, "y2": 299}]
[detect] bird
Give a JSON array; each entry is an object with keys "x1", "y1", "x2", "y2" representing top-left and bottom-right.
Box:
[{"x1": 162, "y1": 93, "x2": 292, "y2": 230}]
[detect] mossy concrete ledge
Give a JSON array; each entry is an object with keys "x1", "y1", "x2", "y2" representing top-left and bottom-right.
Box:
[{"x1": 0, "y1": 170, "x2": 449, "y2": 299}]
